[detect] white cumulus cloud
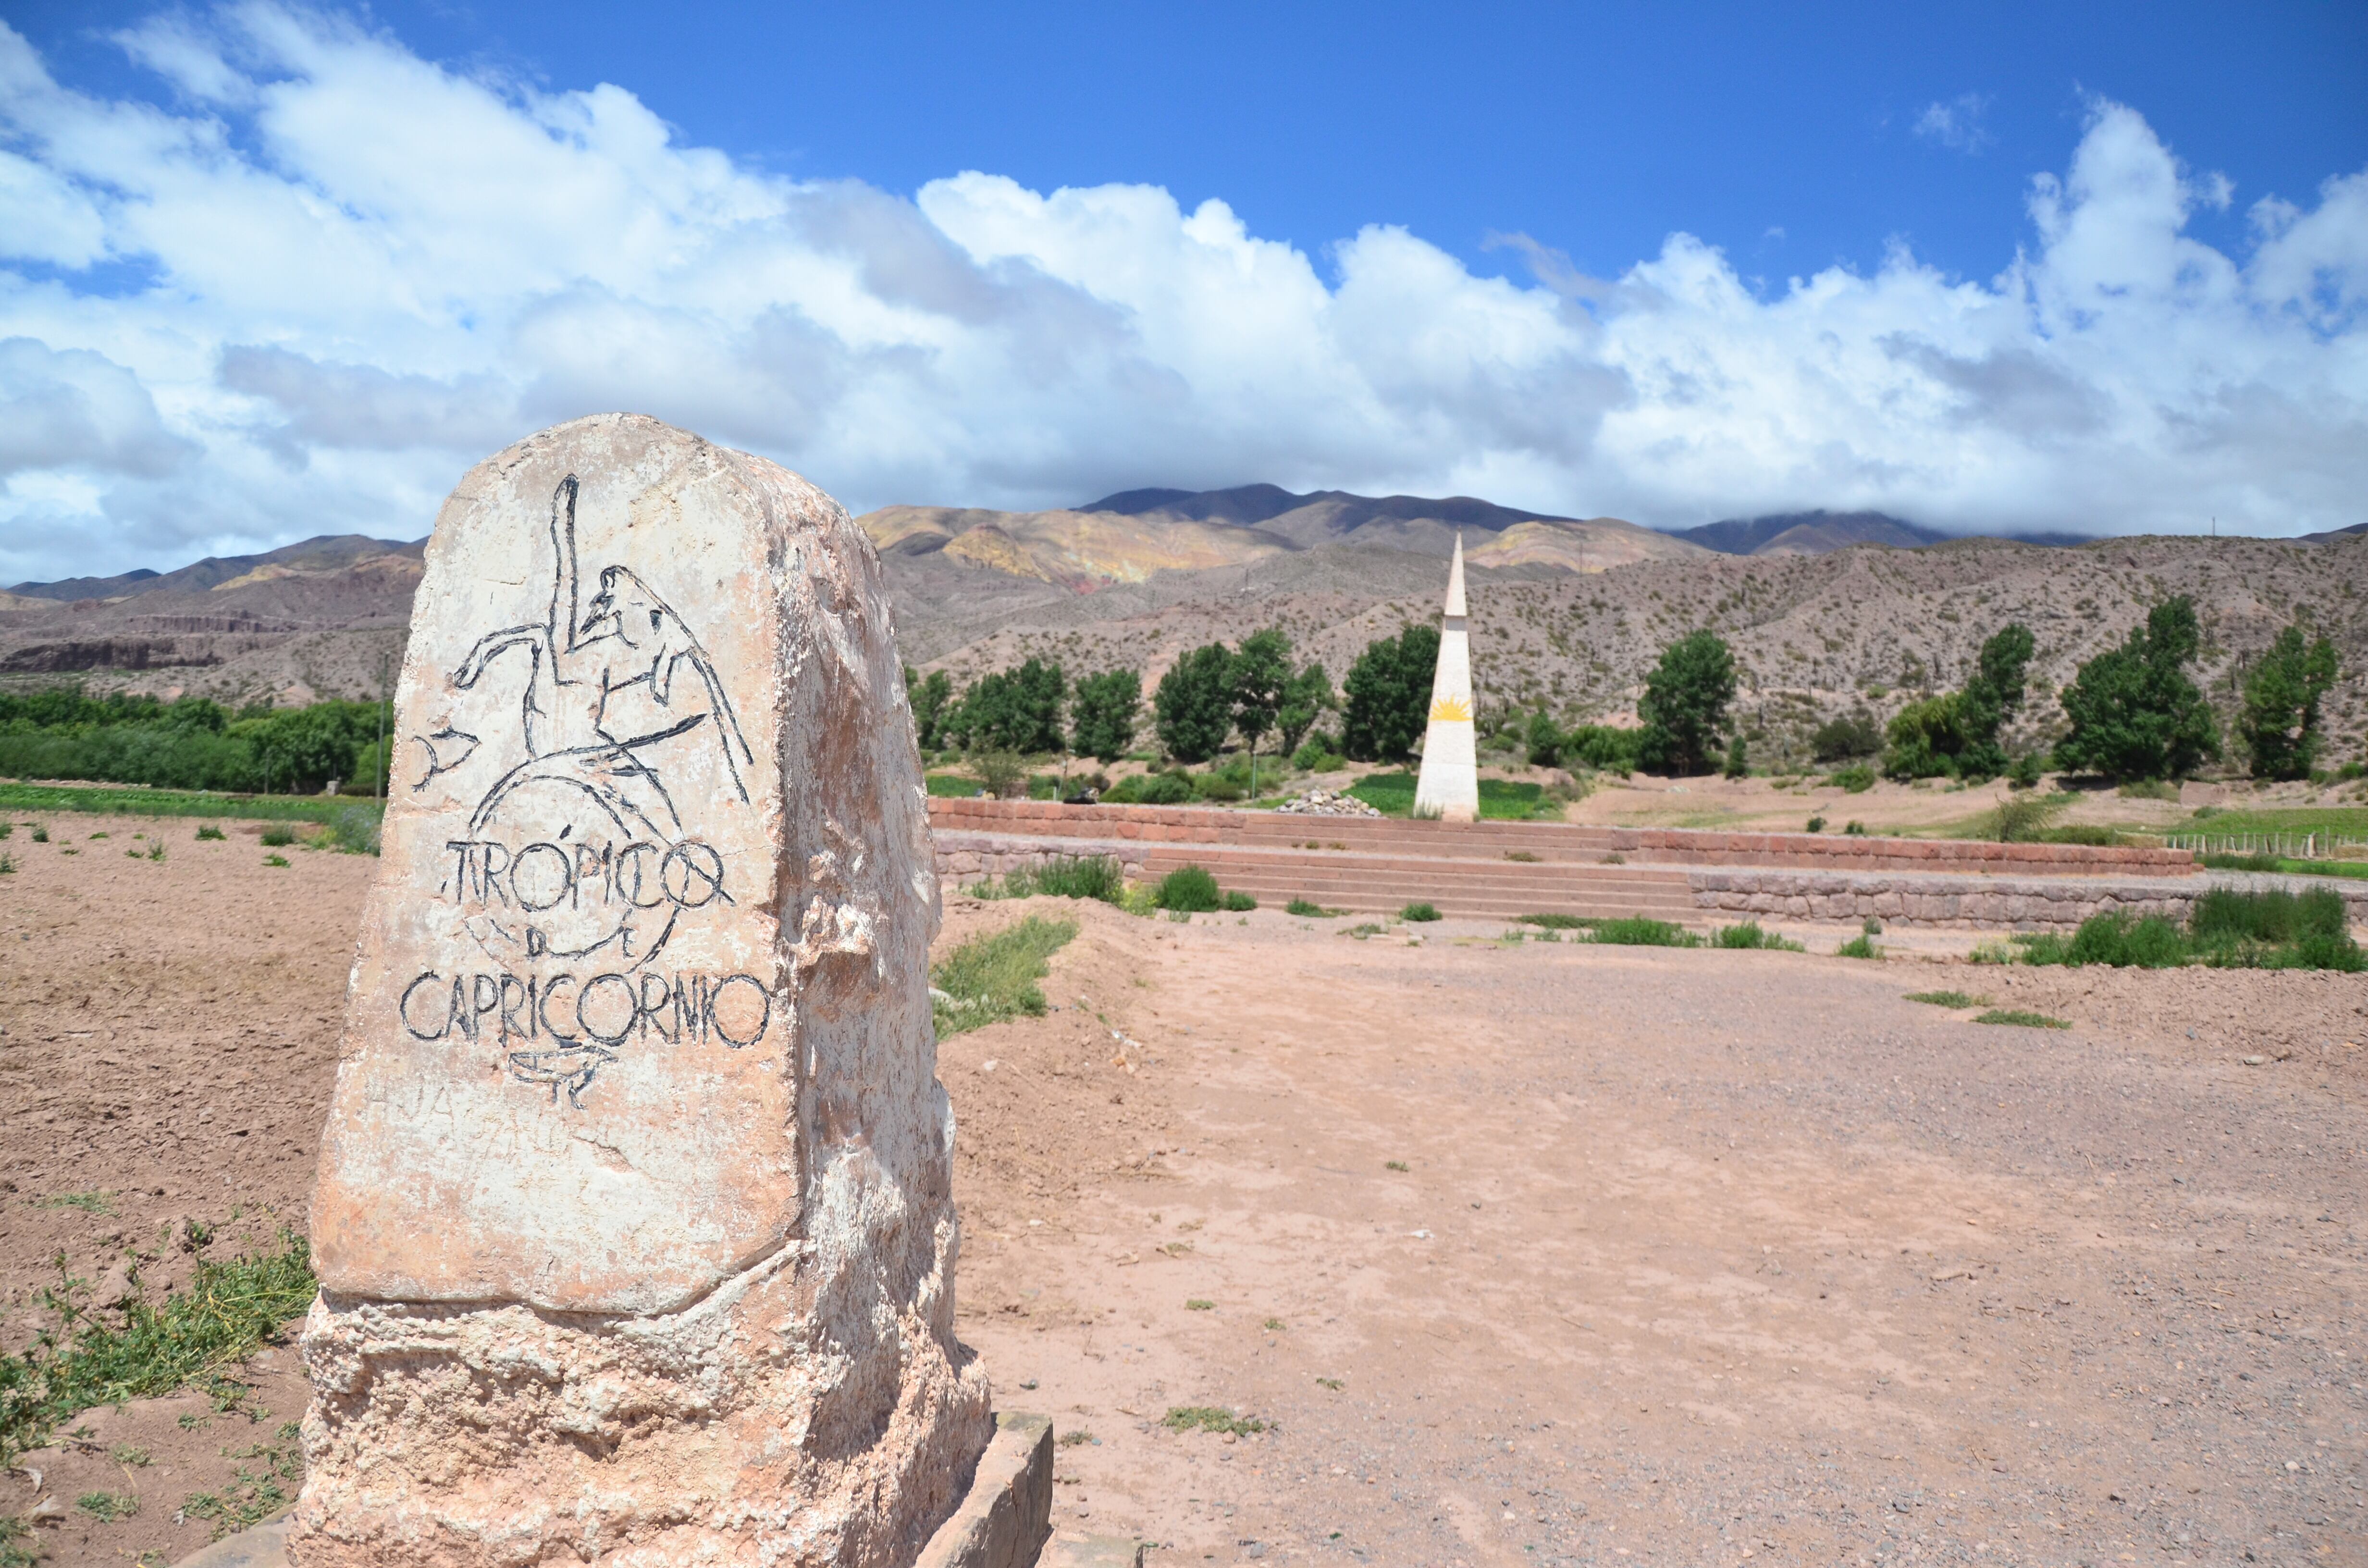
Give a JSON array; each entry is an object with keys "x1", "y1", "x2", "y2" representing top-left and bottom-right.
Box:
[{"x1": 0, "y1": 6, "x2": 2363, "y2": 586}]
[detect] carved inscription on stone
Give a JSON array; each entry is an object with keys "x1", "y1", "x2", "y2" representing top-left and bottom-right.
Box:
[{"x1": 312, "y1": 428, "x2": 798, "y2": 1314}]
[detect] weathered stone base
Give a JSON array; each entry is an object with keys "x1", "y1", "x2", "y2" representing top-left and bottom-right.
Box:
[
  {"x1": 288, "y1": 1232, "x2": 992, "y2": 1568},
  {"x1": 180, "y1": 1410, "x2": 1049, "y2": 1568}
]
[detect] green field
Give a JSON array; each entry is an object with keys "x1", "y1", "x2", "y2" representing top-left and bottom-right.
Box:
[
  {"x1": 1346, "y1": 772, "x2": 1560, "y2": 821},
  {"x1": 0, "y1": 781, "x2": 380, "y2": 824},
  {"x1": 2177, "y1": 806, "x2": 2368, "y2": 837}
]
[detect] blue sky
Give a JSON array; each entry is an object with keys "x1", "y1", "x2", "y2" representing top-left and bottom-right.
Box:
[{"x1": 2, "y1": 1, "x2": 2366, "y2": 582}]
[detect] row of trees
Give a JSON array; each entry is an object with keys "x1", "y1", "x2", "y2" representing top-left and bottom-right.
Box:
[
  {"x1": 0, "y1": 690, "x2": 392, "y2": 795},
  {"x1": 900, "y1": 594, "x2": 2343, "y2": 785}
]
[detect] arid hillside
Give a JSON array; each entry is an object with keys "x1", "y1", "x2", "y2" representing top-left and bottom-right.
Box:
[
  {"x1": 9, "y1": 509, "x2": 2366, "y2": 771},
  {"x1": 916, "y1": 533, "x2": 2368, "y2": 768}
]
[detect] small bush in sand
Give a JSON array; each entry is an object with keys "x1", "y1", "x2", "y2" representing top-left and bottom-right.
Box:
[
  {"x1": 971, "y1": 855, "x2": 1125, "y2": 905},
  {"x1": 1400, "y1": 902, "x2": 1443, "y2": 923},
  {"x1": 259, "y1": 823, "x2": 296, "y2": 847},
  {"x1": 1836, "y1": 934, "x2": 1882, "y2": 959},
  {"x1": 1162, "y1": 1406, "x2": 1267, "y2": 1436},
  {"x1": 28, "y1": 824, "x2": 48, "y2": 843},
  {"x1": 1222, "y1": 890, "x2": 1258, "y2": 912},
  {"x1": 263, "y1": 853, "x2": 290, "y2": 868},
  {"x1": 1976, "y1": 1008, "x2": 2070, "y2": 1029},
  {"x1": 1286, "y1": 898, "x2": 1335, "y2": 918},
  {"x1": 1592, "y1": 918, "x2": 1700, "y2": 948},
  {"x1": 194, "y1": 823, "x2": 226, "y2": 841},
  {"x1": 930, "y1": 916, "x2": 1078, "y2": 1038},
  {"x1": 1713, "y1": 922, "x2": 1803, "y2": 951},
  {"x1": 1155, "y1": 866, "x2": 1223, "y2": 912},
  {"x1": 1906, "y1": 990, "x2": 1986, "y2": 1008}
]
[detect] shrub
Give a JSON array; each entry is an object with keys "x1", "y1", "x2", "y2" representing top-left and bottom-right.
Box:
[
  {"x1": 973, "y1": 749, "x2": 1029, "y2": 799},
  {"x1": 930, "y1": 916, "x2": 1079, "y2": 1036},
  {"x1": 2198, "y1": 851, "x2": 2281, "y2": 872},
  {"x1": 1805, "y1": 815, "x2": 1826, "y2": 833},
  {"x1": 1826, "y1": 764, "x2": 1875, "y2": 794},
  {"x1": 263, "y1": 853, "x2": 289, "y2": 868},
  {"x1": 1524, "y1": 712, "x2": 1563, "y2": 768},
  {"x1": 1591, "y1": 917, "x2": 1699, "y2": 947},
  {"x1": 1844, "y1": 820, "x2": 1868, "y2": 836},
  {"x1": 195, "y1": 824, "x2": 226, "y2": 841},
  {"x1": 29, "y1": 824, "x2": 48, "y2": 843},
  {"x1": 2012, "y1": 931, "x2": 2073, "y2": 965},
  {"x1": 1713, "y1": 922, "x2": 1801, "y2": 951},
  {"x1": 1286, "y1": 898, "x2": 1334, "y2": 918},
  {"x1": 1221, "y1": 890, "x2": 1258, "y2": 912},
  {"x1": 2065, "y1": 912, "x2": 2187, "y2": 968},
  {"x1": 1191, "y1": 772, "x2": 1245, "y2": 802},
  {"x1": 0, "y1": 853, "x2": 13, "y2": 875},
  {"x1": 259, "y1": 824, "x2": 295, "y2": 847},
  {"x1": 1835, "y1": 934, "x2": 1881, "y2": 959},
  {"x1": 2005, "y1": 752, "x2": 2046, "y2": 789},
  {"x1": 1810, "y1": 712, "x2": 1882, "y2": 762},
  {"x1": 2188, "y1": 885, "x2": 2364, "y2": 970},
  {"x1": 1400, "y1": 902, "x2": 1443, "y2": 922},
  {"x1": 323, "y1": 806, "x2": 382, "y2": 856},
  {"x1": 1564, "y1": 725, "x2": 1644, "y2": 773},
  {"x1": 1722, "y1": 733, "x2": 1750, "y2": 779},
  {"x1": 1155, "y1": 866, "x2": 1223, "y2": 912},
  {"x1": 1989, "y1": 791, "x2": 2074, "y2": 843},
  {"x1": 1138, "y1": 772, "x2": 1195, "y2": 805},
  {"x1": 1975, "y1": 1009, "x2": 2070, "y2": 1029},
  {"x1": 1034, "y1": 855, "x2": 1125, "y2": 902},
  {"x1": 1291, "y1": 735, "x2": 1343, "y2": 771}
]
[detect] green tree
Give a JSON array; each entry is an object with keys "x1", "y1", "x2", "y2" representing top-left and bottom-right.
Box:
[
  {"x1": 1228, "y1": 628, "x2": 1294, "y2": 794},
  {"x1": 1524, "y1": 710, "x2": 1564, "y2": 768},
  {"x1": 1069, "y1": 669, "x2": 1142, "y2": 763},
  {"x1": 906, "y1": 667, "x2": 954, "y2": 751},
  {"x1": 952, "y1": 658, "x2": 1066, "y2": 754},
  {"x1": 1882, "y1": 623, "x2": 2034, "y2": 782},
  {"x1": 1636, "y1": 630, "x2": 1736, "y2": 775},
  {"x1": 1340, "y1": 624, "x2": 1439, "y2": 762},
  {"x1": 1723, "y1": 731, "x2": 1750, "y2": 779},
  {"x1": 2238, "y1": 623, "x2": 2340, "y2": 780},
  {"x1": 1274, "y1": 663, "x2": 1333, "y2": 760},
  {"x1": 2055, "y1": 597, "x2": 2221, "y2": 780},
  {"x1": 1154, "y1": 644, "x2": 1234, "y2": 763}
]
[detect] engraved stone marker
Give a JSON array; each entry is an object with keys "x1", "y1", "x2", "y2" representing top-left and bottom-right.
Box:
[{"x1": 295, "y1": 415, "x2": 990, "y2": 1565}]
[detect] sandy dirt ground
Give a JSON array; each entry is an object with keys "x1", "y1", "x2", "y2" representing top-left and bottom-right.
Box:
[{"x1": 2, "y1": 816, "x2": 2364, "y2": 1566}]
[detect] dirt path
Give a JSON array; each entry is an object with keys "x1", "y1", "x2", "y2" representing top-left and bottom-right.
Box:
[
  {"x1": 0, "y1": 821, "x2": 2361, "y2": 1567},
  {"x1": 946, "y1": 905, "x2": 2367, "y2": 1567}
]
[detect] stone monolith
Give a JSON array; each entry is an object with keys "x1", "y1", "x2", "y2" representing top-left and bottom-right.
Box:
[
  {"x1": 1411, "y1": 534, "x2": 1478, "y2": 822},
  {"x1": 294, "y1": 414, "x2": 991, "y2": 1566}
]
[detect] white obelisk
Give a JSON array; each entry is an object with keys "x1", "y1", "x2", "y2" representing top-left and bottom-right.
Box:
[{"x1": 1412, "y1": 534, "x2": 1479, "y2": 823}]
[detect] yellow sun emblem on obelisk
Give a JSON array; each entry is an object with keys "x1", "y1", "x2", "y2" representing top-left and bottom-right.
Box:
[{"x1": 1428, "y1": 694, "x2": 1472, "y2": 723}]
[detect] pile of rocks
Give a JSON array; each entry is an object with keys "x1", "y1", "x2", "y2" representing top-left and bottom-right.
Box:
[{"x1": 1277, "y1": 788, "x2": 1382, "y2": 817}]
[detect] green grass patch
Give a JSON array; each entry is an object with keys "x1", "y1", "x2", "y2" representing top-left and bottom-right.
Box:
[
  {"x1": 2009, "y1": 891, "x2": 2363, "y2": 972},
  {"x1": 194, "y1": 823, "x2": 226, "y2": 841},
  {"x1": 0, "y1": 1231, "x2": 316, "y2": 1466},
  {"x1": 1517, "y1": 912, "x2": 1592, "y2": 930},
  {"x1": 1400, "y1": 901, "x2": 1442, "y2": 922},
  {"x1": 925, "y1": 772, "x2": 985, "y2": 797},
  {"x1": 930, "y1": 916, "x2": 1078, "y2": 1037},
  {"x1": 1184, "y1": 1298, "x2": 1214, "y2": 1311},
  {"x1": 75, "y1": 1490, "x2": 138, "y2": 1522},
  {"x1": 1285, "y1": 897, "x2": 1336, "y2": 918},
  {"x1": 2175, "y1": 806, "x2": 2368, "y2": 837},
  {"x1": 1906, "y1": 990, "x2": 1986, "y2": 1008},
  {"x1": 262, "y1": 853, "x2": 290, "y2": 868},
  {"x1": 1590, "y1": 917, "x2": 1699, "y2": 947},
  {"x1": 2199, "y1": 851, "x2": 2368, "y2": 880},
  {"x1": 1711, "y1": 921, "x2": 1802, "y2": 951},
  {"x1": 33, "y1": 1191, "x2": 113, "y2": 1215},
  {"x1": 181, "y1": 1420, "x2": 303, "y2": 1543},
  {"x1": 1975, "y1": 1009, "x2": 2070, "y2": 1029},
  {"x1": 1161, "y1": 1405, "x2": 1268, "y2": 1436},
  {"x1": 1345, "y1": 772, "x2": 1561, "y2": 820},
  {"x1": 0, "y1": 782, "x2": 375, "y2": 825},
  {"x1": 1835, "y1": 934, "x2": 1882, "y2": 959},
  {"x1": 968, "y1": 854, "x2": 1125, "y2": 904}
]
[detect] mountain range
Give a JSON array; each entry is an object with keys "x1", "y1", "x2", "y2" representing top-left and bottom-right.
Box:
[{"x1": 6, "y1": 487, "x2": 2364, "y2": 770}]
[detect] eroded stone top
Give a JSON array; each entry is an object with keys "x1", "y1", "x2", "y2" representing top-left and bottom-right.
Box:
[{"x1": 312, "y1": 416, "x2": 856, "y2": 1314}]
